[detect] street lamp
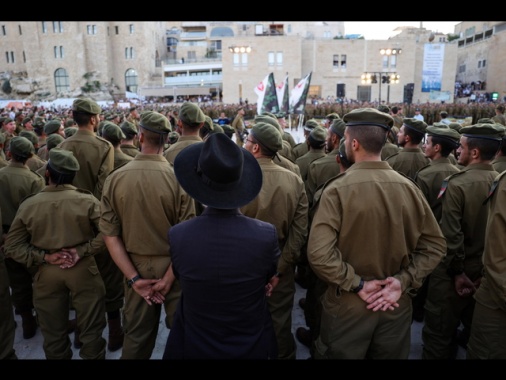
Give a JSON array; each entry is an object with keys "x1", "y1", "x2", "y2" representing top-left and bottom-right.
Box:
[
  {"x1": 379, "y1": 47, "x2": 402, "y2": 103},
  {"x1": 228, "y1": 45, "x2": 252, "y2": 54},
  {"x1": 361, "y1": 72, "x2": 400, "y2": 103}
]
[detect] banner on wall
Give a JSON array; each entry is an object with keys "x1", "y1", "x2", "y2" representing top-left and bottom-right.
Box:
[{"x1": 421, "y1": 43, "x2": 445, "y2": 93}]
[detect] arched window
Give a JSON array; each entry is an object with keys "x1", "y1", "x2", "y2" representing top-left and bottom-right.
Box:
[
  {"x1": 125, "y1": 68, "x2": 138, "y2": 93},
  {"x1": 54, "y1": 68, "x2": 70, "y2": 93}
]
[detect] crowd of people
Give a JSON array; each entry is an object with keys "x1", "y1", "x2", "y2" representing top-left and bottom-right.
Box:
[{"x1": 1, "y1": 98, "x2": 506, "y2": 360}]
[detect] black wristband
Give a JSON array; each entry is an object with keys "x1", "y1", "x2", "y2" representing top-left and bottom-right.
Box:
[
  {"x1": 351, "y1": 278, "x2": 364, "y2": 293},
  {"x1": 127, "y1": 274, "x2": 141, "y2": 288}
]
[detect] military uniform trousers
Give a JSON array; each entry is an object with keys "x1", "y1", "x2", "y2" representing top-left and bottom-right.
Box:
[
  {"x1": 34, "y1": 255, "x2": 107, "y2": 360},
  {"x1": 0, "y1": 252, "x2": 17, "y2": 360},
  {"x1": 4, "y1": 256, "x2": 37, "y2": 313},
  {"x1": 314, "y1": 288, "x2": 412, "y2": 359},
  {"x1": 93, "y1": 248, "x2": 124, "y2": 313},
  {"x1": 121, "y1": 254, "x2": 181, "y2": 360},
  {"x1": 422, "y1": 264, "x2": 478, "y2": 359},
  {"x1": 268, "y1": 264, "x2": 296, "y2": 360},
  {"x1": 466, "y1": 277, "x2": 506, "y2": 359}
]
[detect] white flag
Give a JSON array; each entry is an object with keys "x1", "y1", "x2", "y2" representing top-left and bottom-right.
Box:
[
  {"x1": 254, "y1": 73, "x2": 271, "y2": 115},
  {"x1": 276, "y1": 75, "x2": 289, "y2": 114},
  {"x1": 289, "y1": 72, "x2": 312, "y2": 115}
]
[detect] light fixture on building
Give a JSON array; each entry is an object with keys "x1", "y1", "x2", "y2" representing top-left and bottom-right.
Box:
[
  {"x1": 228, "y1": 45, "x2": 252, "y2": 54},
  {"x1": 379, "y1": 48, "x2": 402, "y2": 55}
]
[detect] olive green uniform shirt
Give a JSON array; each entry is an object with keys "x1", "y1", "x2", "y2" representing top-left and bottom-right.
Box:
[
  {"x1": 305, "y1": 149, "x2": 340, "y2": 205},
  {"x1": 58, "y1": 128, "x2": 114, "y2": 200},
  {"x1": 414, "y1": 157, "x2": 461, "y2": 222},
  {"x1": 120, "y1": 143, "x2": 140, "y2": 158},
  {"x1": 386, "y1": 147, "x2": 430, "y2": 180},
  {"x1": 491, "y1": 155, "x2": 506, "y2": 173},
  {"x1": 295, "y1": 149, "x2": 326, "y2": 194},
  {"x1": 163, "y1": 135, "x2": 202, "y2": 164}
]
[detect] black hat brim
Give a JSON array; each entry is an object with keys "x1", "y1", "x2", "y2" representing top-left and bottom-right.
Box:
[{"x1": 174, "y1": 142, "x2": 263, "y2": 209}]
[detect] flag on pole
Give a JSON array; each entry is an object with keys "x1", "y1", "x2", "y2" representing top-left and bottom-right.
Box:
[
  {"x1": 276, "y1": 75, "x2": 289, "y2": 115},
  {"x1": 254, "y1": 72, "x2": 279, "y2": 115},
  {"x1": 289, "y1": 72, "x2": 312, "y2": 115}
]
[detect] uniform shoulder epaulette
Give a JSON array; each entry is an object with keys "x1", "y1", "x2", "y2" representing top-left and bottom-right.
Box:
[
  {"x1": 19, "y1": 191, "x2": 39, "y2": 204},
  {"x1": 437, "y1": 171, "x2": 465, "y2": 199},
  {"x1": 76, "y1": 188, "x2": 93, "y2": 195},
  {"x1": 413, "y1": 164, "x2": 430, "y2": 181},
  {"x1": 385, "y1": 152, "x2": 400, "y2": 161},
  {"x1": 483, "y1": 170, "x2": 506, "y2": 204}
]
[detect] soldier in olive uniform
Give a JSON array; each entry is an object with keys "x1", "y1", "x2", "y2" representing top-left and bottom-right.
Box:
[
  {"x1": 231, "y1": 106, "x2": 246, "y2": 147},
  {"x1": 308, "y1": 108, "x2": 446, "y2": 359},
  {"x1": 386, "y1": 118, "x2": 430, "y2": 179},
  {"x1": 164, "y1": 102, "x2": 205, "y2": 164},
  {"x1": 241, "y1": 122, "x2": 309, "y2": 360},
  {"x1": 5, "y1": 148, "x2": 108, "y2": 360},
  {"x1": 411, "y1": 126, "x2": 461, "y2": 322},
  {"x1": 291, "y1": 119, "x2": 320, "y2": 161},
  {"x1": 491, "y1": 129, "x2": 506, "y2": 173},
  {"x1": 0, "y1": 206, "x2": 18, "y2": 360},
  {"x1": 100, "y1": 111, "x2": 196, "y2": 359},
  {"x1": 35, "y1": 134, "x2": 64, "y2": 177},
  {"x1": 467, "y1": 170, "x2": 506, "y2": 359},
  {"x1": 0, "y1": 136, "x2": 45, "y2": 340},
  {"x1": 422, "y1": 123, "x2": 503, "y2": 359},
  {"x1": 119, "y1": 120, "x2": 140, "y2": 158},
  {"x1": 59, "y1": 98, "x2": 123, "y2": 351},
  {"x1": 102, "y1": 122, "x2": 134, "y2": 169}
]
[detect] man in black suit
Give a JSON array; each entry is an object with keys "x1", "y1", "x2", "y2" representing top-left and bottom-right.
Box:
[{"x1": 163, "y1": 133, "x2": 280, "y2": 359}]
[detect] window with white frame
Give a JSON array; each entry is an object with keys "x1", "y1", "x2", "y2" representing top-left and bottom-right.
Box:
[{"x1": 54, "y1": 68, "x2": 70, "y2": 93}]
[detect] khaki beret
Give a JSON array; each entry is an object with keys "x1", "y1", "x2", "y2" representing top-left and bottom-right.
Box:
[
  {"x1": 221, "y1": 124, "x2": 235, "y2": 136},
  {"x1": 179, "y1": 102, "x2": 205, "y2": 125},
  {"x1": 448, "y1": 122, "x2": 463, "y2": 133},
  {"x1": 46, "y1": 133, "x2": 65, "y2": 150},
  {"x1": 44, "y1": 120, "x2": 62, "y2": 135},
  {"x1": 22, "y1": 117, "x2": 32, "y2": 125},
  {"x1": 203, "y1": 115, "x2": 214, "y2": 132},
  {"x1": 254, "y1": 114, "x2": 282, "y2": 132},
  {"x1": 33, "y1": 117, "x2": 46, "y2": 128},
  {"x1": 403, "y1": 118, "x2": 427, "y2": 135},
  {"x1": 460, "y1": 123, "x2": 505, "y2": 141},
  {"x1": 343, "y1": 107, "x2": 393, "y2": 130},
  {"x1": 72, "y1": 98, "x2": 102, "y2": 115},
  {"x1": 326, "y1": 113, "x2": 340, "y2": 121},
  {"x1": 48, "y1": 148, "x2": 80, "y2": 174},
  {"x1": 304, "y1": 119, "x2": 321, "y2": 132},
  {"x1": 262, "y1": 111, "x2": 277, "y2": 120},
  {"x1": 106, "y1": 113, "x2": 118, "y2": 121},
  {"x1": 330, "y1": 118, "x2": 346, "y2": 138},
  {"x1": 64, "y1": 119, "x2": 76, "y2": 128},
  {"x1": 426, "y1": 126, "x2": 461, "y2": 145},
  {"x1": 431, "y1": 122, "x2": 449, "y2": 129},
  {"x1": 210, "y1": 124, "x2": 224, "y2": 134},
  {"x1": 251, "y1": 122, "x2": 283, "y2": 154},
  {"x1": 309, "y1": 126, "x2": 328, "y2": 146},
  {"x1": 168, "y1": 131, "x2": 180, "y2": 144},
  {"x1": 97, "y1": 120, "x2": 108, "y2": 137},
  {"x1": 377, "y1": 105, "x2": 391, "y2": 114},
  {"x1": 102, "y1": 122, "x2": 126, "y2": 142},
  {"x1": 3, "y1": 117, "x2": 14, "y2": 124},
  {"x1": 64, "y1": 127, "x2": 78, "y2": 139},
  {"x1": 120, "y1": 121, "x2": 138, "y2": 136},
  {"x1": 477, "y1": 118, "x2": 494, "y2": 124},
  {"x1": 18, "y1": 130, "x2": 38, "y2": 146},
  {"x1": 9, "y1": 136, "x2": 34, "y2": 158},
  {"x1": 139, "y1": 111, "x2": 171, "y2": 134}
]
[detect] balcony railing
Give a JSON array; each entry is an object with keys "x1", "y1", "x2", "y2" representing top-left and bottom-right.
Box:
[{"x1": 164, "y1": 73, "x2": 223, "y2": 86}]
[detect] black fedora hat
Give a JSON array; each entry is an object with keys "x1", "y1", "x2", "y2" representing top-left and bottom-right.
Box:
[{"x1": 174, "y1": 133, "x2": 262, "y2": 209}]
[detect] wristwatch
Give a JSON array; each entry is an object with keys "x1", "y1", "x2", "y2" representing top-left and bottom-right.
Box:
[
  {"x1": 127, "y1": 274, "x2": 141, "y2": 288},
  {"x1": 351, "y1": 278, "x2": 364, "y2": 293}
]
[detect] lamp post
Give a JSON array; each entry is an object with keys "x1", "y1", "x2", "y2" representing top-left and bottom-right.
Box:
[
  {"x1": 228, "y1": 45, "x2": 252, "y2": 104},
  {"x1": 361, "y1": 72, "x2": 400, "y2": 104}
]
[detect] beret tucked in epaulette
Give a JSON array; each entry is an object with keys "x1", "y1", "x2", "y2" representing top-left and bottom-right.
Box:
[
  {"x1": 9, "y1": 136, "x2": 34, "y2": 158},
  {"x1": 403, "y1": 118, "x2": 427, "y2": 135},
  {"x1": 168, "y1": 131, "x2": 180, "y2": 144},
  {"x1": 179, "y1": 102, "x2": 205, "y2": 125},
  {"x1": 251, "y1": 122, "x2": 283, "y2": 154},
  {"x1": 304, "y1": 119, "x2": 321, "y2": 132},
  {"x1": 426, "y1": 126, "x2": 461, "y2": 145},
  {"x1": 44, "y1": 120, "x2": 62, "y2": 135},
  {"x1": 48, "y1": 148, "x2": 80, "y2": 174},
  {"x1": 72, "y1": 98, "x2": 102, "y2": 114},
  {"x1": 343, "y1": 107, "x2": 393, "y2": 130},
  {"x1": 46, "y1": 133, "x2": 65, "y2": 150},
  {"x1": 460, "y1": 123, "x2": 505, "y2": 140},
  {"x1": 139, "y1": 111, "x2": 171, "y2": 134},
  {"x1": 330, "y1": 118, "x2": 346, "y2": 138}
]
